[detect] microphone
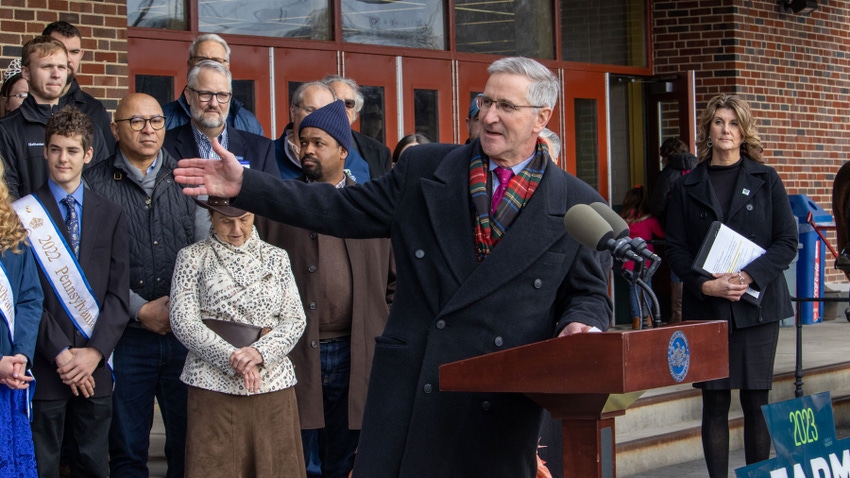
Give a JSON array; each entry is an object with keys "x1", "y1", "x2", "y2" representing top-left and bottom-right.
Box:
[
  {"x1": 589, "y1": 202, "x2": 629, "y2": 239},
  {"x1": 590, "y1": 201, "x2": 661, "y2": 263},
  {"x1": 563, "y1": 204, "x2": 642, "y2": 263}
]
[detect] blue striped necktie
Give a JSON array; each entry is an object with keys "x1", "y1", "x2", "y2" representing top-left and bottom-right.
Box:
[{"x1": 61, "y1": 195, "x2": 80, "y2": 257}]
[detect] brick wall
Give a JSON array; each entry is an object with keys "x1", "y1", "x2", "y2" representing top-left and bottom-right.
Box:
[
  {"x1": 0, "y1": 0, "x2": 128, "y2": 112},
  {"x1": 653, "y1": 0, "x2": 849, "y2": 282}
]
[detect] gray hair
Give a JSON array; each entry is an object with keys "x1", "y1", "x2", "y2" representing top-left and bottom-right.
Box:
[
  {"x1": 488, "y1": 57, "x2": 558, "y2": 109},
  {"x1": 187, "y1": 59, "x2": 231, "y2": 89},
  {"x1": 189, "y1": 34, "x2": 231, "y2": 62},
  {"x1": 291, "y1": 81, "x2": 336, "y2": 107},
  {"x1": 322, "y1": 75, "x2": 365, "y2": 116},
  {"x1": 539, "y1": 128, "x2": 561, "y2": 157}
]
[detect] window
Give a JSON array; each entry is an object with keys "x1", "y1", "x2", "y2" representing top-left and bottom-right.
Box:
[
  {"x1": 561, "y1": 0, "x2": 646, "y2": 67},
  {"x1": 233, "y1": 79, "x2": 256, "y2": 115},
  {"x1": 455, "y1": 0, "x2": 554, "y2": 57},
  {"x1": 413, "y1": 89, "x2": 438, "y2": 141},
  {"x1": 342, "y1": 0, "x2": 445, "y2": 49},
  {"x1": 200, "y1": 0, "x2": 332, "y2": 39},
  {"x1": 135, "y1": 75, "x2": 175, "y2": 107},
  {"x1": 574, "y1": 98, "x2": 599, "y2": 189},
  {"x1": 359, "y1": 86, "x2": 386, "y2": 144},
  {"x1": 128, "y1": 0, "x2": 187, "y2": 29}
]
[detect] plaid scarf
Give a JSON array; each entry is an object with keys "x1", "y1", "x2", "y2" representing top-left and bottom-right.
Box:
[{"x1": 469, "y1": 138, "x2": 547, "y2": 261}]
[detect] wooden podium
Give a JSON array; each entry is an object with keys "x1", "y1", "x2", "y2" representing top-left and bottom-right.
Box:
[{"x1": 439, "y1": 320, "x2": 729, "y2": 478}]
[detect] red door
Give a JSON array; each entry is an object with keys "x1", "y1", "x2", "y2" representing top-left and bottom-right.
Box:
[
  {"x1": 562, "y1": 69, "x2": 609, "y2": 201},
  {"x1": 342, "y1": 52, "x2": 398, "y2": 150},
  {"x1": 400, "y1": 58, "x2": 453, "y2": 144},
  {"x1": 272, "y1": 48, "x2": 338, "y2": 139}
]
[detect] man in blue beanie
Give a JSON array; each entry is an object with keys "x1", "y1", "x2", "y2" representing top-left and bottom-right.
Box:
[{"x1": 255, "y1": 99, "x2": 395, "y2": 478}]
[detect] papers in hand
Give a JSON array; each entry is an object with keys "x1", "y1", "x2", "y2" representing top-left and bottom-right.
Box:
[{"x1": 693, "y1": 221, "x2": 766, "y2": 305}]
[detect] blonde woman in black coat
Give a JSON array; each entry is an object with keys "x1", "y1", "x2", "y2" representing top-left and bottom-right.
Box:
[{"x1": 665, "y1": 94, "x2": 797, "y2": 477}]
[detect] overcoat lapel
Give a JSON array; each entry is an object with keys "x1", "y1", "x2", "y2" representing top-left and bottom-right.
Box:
[
  {"x1": 422, "y1": 156, "x2": 568, "y2": 317},
  {"x1": 421, "y1": 150, "x2": 479, "y2": 286},
  {"x1": 685, "y1": 165, "x2": 722, "y2": 218},
  {"x1": 727, "y1": 161, "x2": 765, "y2": 220}
]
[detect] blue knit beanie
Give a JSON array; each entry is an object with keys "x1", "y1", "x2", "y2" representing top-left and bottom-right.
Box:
[{"x1": 298, "y1": 100, "x2": 353, "y2": 153}]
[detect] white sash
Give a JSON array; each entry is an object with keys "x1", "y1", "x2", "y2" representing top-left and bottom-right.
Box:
[
  {"x1": 12, "y1": 195, "x2": 100, "y2": 340},
  {"x1": 0, "y1": 260, "x2": 14, "y2": 344}
]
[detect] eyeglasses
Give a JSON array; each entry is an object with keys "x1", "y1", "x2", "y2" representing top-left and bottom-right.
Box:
[
  {"x1": 293, "y1": 104, "x2": 319, "y2": 114},
  {"x1": 341, "y1": 99, "x2": 356, "y2": 110},
  {"x1": 189, "y1": 55, "x2": 229, "y2": 65},
  {"x1": 114, "y1": 116, "x2": 166, "y2": 131},
  {"x1": 6, "y1": 93, "x2": 27, "y2": 100},
  {"x1": 187, "y1": 87, "x2": 232, "y2": 104},
  {"x1": 476, "y1": 95, "x2": 544, "y2": 114}
]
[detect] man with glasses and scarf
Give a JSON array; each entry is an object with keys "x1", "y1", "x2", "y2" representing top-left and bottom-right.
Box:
[{"x1": 175, "y1": 57, "x2": 611, "y2": 478}]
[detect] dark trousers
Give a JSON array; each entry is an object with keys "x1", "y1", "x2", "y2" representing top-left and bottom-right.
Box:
[
  {"x1": 303, "y1": 338, "x2": 360, "y2": 478},
  {"x1": 31, "y1": 395, "x2": 112, "y2": 478},
  {"x1": 109, "y1": 326, "x2": 188, "y2": 478}
]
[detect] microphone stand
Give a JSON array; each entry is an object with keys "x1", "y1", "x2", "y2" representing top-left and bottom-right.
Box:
[{"x1": 613, "y1": 255, "x2": 663, "y2": 329}]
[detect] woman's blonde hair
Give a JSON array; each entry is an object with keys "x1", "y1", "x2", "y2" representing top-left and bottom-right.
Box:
[
  {"x1": 0, "y1": 159, "x2": 28, "y2": 254},
  {"x1": 696, "y1": 94, "x2": 764, "y2": 164}
]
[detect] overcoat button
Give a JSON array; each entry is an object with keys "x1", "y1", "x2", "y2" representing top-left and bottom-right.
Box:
[
  {"x1": 310, "y1": 340, "x2": 318, "y2": 348},
  {"x1": 309, "y1": 302, "x2": 317, "y2": 310},
  {"x1": 308, "y1": 265, "x2": 317, "y2": 273},
  {"x1": 424, "y1": 383, "x2": 432, "y2": 393},
  {"x1": 700, "y1": 212, "x2": 707, "y2": 218},
  {"x1": 482, "y1": 401, "x2": 491, "y2": 411},
  {"x1": 746, "y1": 204, "x2": 754, "y2": 211},
  {"x1": 415, "y1": 249, "x2": 425, "y2": 259},
  {"x1": 310, "y1": 232, "x2": 317, "y2": 239},
  {"x1": 533, "y1": 279, "x2": 543, "y2": 289},
  {"x1": 436, "y1": 320, "x2": 446, "y2": 329},
  {"x1": 494, "y1": 336, "x2": 504, "y2": 347}
]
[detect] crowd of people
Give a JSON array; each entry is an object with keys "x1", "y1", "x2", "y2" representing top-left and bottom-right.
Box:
[{"x1": 0, "y1": 21, "x2": 799, "y2": 478}]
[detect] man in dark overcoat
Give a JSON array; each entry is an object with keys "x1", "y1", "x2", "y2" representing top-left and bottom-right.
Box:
[{"x1": 175, "y1": 56, "x2": 612, "y2": 478}]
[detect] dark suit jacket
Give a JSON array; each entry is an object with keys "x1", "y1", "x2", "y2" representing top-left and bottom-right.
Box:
[
  {"x1": 163, "y1": 123, "x2": 280, "y2": 177},
  {"x1": 235, "y1": 142, "x2": 611, "y2": 478},
  {"x1": 352, "y1": 130, "x2": 391, "y2": 179},
  {"x1": 665, "y1": 156, "x2": 797, "y2": 328},
  {"x1": 255, "y1": 175, "x2": 395, "y2": 430},
  {"x1": 31, "y1": 183, "x2": 130, "y2": 400}
]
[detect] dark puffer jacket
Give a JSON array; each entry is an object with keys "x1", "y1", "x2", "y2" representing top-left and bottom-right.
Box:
[
  {"x1": 649, "y1": 151, "x2": 698, "y2": 226},
  {"x1": 84, "y1": 150, "x2": 197, "y2": 302}
]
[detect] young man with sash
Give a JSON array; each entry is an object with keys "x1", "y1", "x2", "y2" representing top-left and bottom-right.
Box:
[{"x1": 13, "y1": 106, "x2": 129, "y2": 478}]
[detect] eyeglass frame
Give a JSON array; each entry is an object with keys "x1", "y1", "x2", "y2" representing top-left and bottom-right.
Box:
[
  {"x1": 6, "y1": 92, "x2": 28, "y2": 100},
  {"x1": 186, "y1": 87, "x2": 233, "y2": 104},
  {"x1": 114, "y1": 115, "x2": 167, "y2": 131},
  {"x1": 476, "y1": 95, "x2": 545, "y2": 114},
  {"x1": 189, "y1": 55, "x2": 229, "y2": 65}
]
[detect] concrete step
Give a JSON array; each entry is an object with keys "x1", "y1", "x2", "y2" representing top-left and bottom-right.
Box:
[{"x1": 615, "y1": 361, "x2": 850, "y2": 476}]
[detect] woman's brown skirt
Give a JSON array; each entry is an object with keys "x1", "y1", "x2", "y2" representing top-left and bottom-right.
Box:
[{"x1": 186, "y1": 385, "x2": 306, "y2": 478}]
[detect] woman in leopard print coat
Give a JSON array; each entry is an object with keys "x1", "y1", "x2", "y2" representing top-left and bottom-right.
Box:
[{"x1": 170, "y1": 197, "x2": 307, "y2": 477}]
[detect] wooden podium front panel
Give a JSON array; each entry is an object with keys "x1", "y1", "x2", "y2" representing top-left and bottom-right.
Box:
[{"x1": 440, "y1": 320, "x2": 728, "y2": 395}]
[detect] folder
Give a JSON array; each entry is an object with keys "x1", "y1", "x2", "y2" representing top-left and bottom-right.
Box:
[{"x1": 692, "y1": 221, "x2": 765, "y2": 306}]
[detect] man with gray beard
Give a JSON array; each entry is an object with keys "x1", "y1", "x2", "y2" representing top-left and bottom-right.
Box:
[{"x1": 163, "y1": 60, "x2": 278, "y2": 176}]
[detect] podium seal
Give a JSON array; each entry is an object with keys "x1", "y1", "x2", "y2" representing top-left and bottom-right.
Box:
[{"x1": 668, "y1": 330, "x2": 690, "y2": 382}]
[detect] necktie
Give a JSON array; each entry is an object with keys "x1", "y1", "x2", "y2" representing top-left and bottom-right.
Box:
[
  {"x1": 491, "y1": 167, "x2": 514, "y2": 215},
  {"x1": 62, "y1": 195, "x2": 80, "y2": 257}
]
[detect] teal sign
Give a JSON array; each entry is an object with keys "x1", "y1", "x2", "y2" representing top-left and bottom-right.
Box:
[{"x1": 736, "y1": 392, "x2": 850, "y2": 477}]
